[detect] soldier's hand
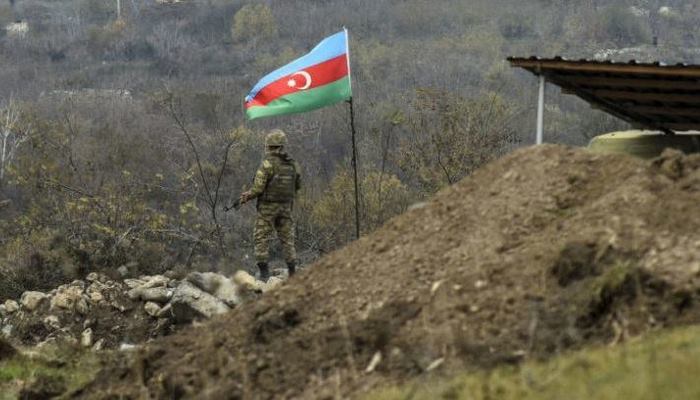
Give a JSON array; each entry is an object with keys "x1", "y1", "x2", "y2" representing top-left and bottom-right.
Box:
[{"x1": 239, "y1": 191, "x2": 253, "y2": 204}]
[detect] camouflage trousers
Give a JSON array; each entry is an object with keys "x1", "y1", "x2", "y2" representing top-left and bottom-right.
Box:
[{"x1": 254, "y1": 202, "x2": 296, "y2": 264}]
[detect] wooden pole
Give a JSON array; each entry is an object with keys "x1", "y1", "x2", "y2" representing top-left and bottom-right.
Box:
[{"x1": 349, "y1": 98, "x2": 361, "y2": 240}]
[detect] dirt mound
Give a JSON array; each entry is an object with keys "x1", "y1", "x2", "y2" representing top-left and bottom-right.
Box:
[{"x1": 78, "y1": 145, "x2": 700, "y2": 399}]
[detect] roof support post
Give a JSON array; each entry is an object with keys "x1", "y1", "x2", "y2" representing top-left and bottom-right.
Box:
[{"x1": 536, "y1": 74, "x2": 545, "y2": 145}]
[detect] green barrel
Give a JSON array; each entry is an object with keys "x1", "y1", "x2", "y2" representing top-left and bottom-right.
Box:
[{"x1": 588, "y1": 130, "x2": 700, "y2": 159}]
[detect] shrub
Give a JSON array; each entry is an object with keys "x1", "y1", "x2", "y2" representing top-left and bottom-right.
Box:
[
  {"x1": 309, "y1": 171, "x2": 411, "y2": 250},
  {"x1": 395, "y1": 89, "x2": 518, "y2": 194}
]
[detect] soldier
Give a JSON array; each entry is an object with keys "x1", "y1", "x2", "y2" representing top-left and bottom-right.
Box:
[{"x1": 239, "y1": 129, "x2": 301, "y2": 281}]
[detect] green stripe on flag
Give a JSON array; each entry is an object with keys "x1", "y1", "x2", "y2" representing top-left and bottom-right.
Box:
[{"x1": 246, "y1": 77, "x2": 352, "y2": 120}]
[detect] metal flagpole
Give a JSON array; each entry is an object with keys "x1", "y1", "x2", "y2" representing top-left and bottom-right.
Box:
[
  {"x1": 536, "y1": 74, "x2": 545, "y2": 145},
  {"x1": 349, "y1": 98, "x2": 361, "y2": 240},
  {"x1": 345, "y1": 27, "x2": 361, "y2": 240}
]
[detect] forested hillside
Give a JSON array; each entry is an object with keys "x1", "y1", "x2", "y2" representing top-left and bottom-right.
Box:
[{"x1": 1, "y1": 0, "x2": 698, "y2": 296}]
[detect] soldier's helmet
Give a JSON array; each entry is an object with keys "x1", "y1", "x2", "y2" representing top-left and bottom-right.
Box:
[{"x1": 265, "y1": 129, "x2": 288, "y2": 147}]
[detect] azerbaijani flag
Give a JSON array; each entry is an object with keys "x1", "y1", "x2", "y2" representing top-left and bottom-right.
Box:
[{"x1": 244, "y1": 29, "x2": 352, "y2": 120}]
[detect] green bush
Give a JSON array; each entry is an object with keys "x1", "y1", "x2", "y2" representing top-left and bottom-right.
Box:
[{"x1": 308, "y1": 170, "x2": 411, "y2": 250}]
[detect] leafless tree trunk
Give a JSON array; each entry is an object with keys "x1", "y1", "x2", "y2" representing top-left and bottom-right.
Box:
[
  {"x1": 0, "y1": 99, "x2": 28, "y2": 186},
  {"x1": 163, "y1": 89, "x2": 235, "y2": 258}
]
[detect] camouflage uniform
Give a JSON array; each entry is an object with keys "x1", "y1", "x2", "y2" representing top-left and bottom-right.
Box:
[{"x1": 248, "y1": 149, "x2": 301, "y2": 265}]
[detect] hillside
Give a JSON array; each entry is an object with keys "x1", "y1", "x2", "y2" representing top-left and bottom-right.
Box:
[{"x1": 75, "y1": 145, "x2": 700, "y2": 399}]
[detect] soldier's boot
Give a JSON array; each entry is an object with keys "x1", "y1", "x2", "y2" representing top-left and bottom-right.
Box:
[
  {"x1": 287, "y1": 261, "x2": 296, "y2": 277},
  {"x1": 257, "y1": 262, "x2": 270, "y2": 282}
]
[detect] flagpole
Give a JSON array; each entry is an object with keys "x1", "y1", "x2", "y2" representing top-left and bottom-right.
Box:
[
  {"x1": 349, "y1": 98, "x2": 361, "y2": 240},
  {"x1": 345, "y1": 27, "x2": 361, "y2": 240}
]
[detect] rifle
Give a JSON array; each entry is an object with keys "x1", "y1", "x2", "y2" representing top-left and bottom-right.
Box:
[{"x1": 224, "y1": 198, "x2": 242, "y2": 212}]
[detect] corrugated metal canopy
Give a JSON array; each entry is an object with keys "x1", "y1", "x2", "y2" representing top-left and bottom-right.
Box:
[{"x1": 508, "y1": 56, "x2": 700, "y2": 133}]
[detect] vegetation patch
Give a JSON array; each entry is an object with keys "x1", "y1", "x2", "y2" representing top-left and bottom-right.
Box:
[
  {"x1": 0, "y1": 343, "x2": 100, "y2": 400},
  {"x1": 367, "y1": 325, "x2": 700, "y2": 400}
]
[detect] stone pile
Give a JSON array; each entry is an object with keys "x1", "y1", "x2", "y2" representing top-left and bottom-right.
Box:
[{"x1": 0, "y1": 270, "x2": 283, "y2": 349}]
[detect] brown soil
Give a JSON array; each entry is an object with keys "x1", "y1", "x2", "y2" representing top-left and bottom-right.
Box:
[
  {"x1": 76, "y1": 145, "x2": 700, "y2": 399},
  {"x1": 0, "y1": 338, "x2": 16, "y2": 360}
]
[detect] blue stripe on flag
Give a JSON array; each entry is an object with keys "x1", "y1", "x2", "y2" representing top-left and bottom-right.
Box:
[{"x1": 245, "y1": 30, "x2": 347, "y2": 102}]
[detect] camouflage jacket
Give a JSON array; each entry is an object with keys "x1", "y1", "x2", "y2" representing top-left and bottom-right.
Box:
[{"x1": 249, "y1": 151, "x2": 301, "y2": 203}]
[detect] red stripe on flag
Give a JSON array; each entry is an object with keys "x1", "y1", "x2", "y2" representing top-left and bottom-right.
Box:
[{"x1": 245, "y1": 54, "x2": 348, "y2": 108}]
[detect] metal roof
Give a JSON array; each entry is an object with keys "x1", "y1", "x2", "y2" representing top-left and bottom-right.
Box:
[{"x1": 508, "y1": 56, "x2": 700, "y2": 133}]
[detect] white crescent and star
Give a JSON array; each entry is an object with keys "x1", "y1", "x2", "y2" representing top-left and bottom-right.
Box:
[{"x1": 287, "y1": 71, "x2": 312, "y2": 90}]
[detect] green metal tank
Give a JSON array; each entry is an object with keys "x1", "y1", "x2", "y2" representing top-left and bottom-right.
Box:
[{"x1": 587, "y1": 130, "x2": 700, "y2": 159}]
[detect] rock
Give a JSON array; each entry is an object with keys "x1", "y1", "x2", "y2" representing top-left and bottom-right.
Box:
[
  {"x1": 157, "y1": 303, "x2": 173, "y2": 319},
  {"x1": 187, "y1": 272, "x2": 222, "y2": 294},
  {"x1": 119, "y1": 343, "x2": 137, "y2": 351},
  {"x1": 139, "y1": 275, "x2": 170, "y2": 289},
  {"x1": 365, "y1": 351, "x2": 382, "y2": 373},
  {"x1": 86, "y1": 272, "x2": 100, "y2": 282},
  {"x1": 233, "y1": 271, "x2": 263, "y2": 302},
  {"x1": 117, "y1": 261, "x2": 138, "y2": 278},
  {"x1": 0, "y1": 304, "x2": 5, "y2": 316},
  {"x1": 262, "y1": 276, "x2": 284, "y2": 292},
  {"x1": 20, "y1": 291, "x2": 48, "y2": 311},
  {"x1": 87, "y1": 288, "x2": 104, "y2": 304},
  {"x1": 75, "y1": 298, "x2": 90, "y2": 315},
  {"x1": 233, "y1": 270, "x2": 262, "y2": 291},
  {"x1": 170, "y1": 281, "x2": 230, "y2": 323},
  {"x1": 51, "y1": 285, "x2": 85, "y2": 311},
  {"x1": 43, "y1": 315, "x2": 61, "y2": 331},
  {"x1": 187, "y1": 272, "x2": 241, "y2": 307},
  {"x1": 408, "y1": 201, "x2": 429, "y2": 211},
  {"x1": 117, "y1": 265, "x2": 130, "y2": 278},
  {"x1": 127, "y1": 287, "x2": 172, "y2": 303},
  {"x1": 163, "y1": 270, "x2": 178, "y2": 280},
  {"x1": 1, "y1": 324, "x2": 12, "y2": 337},
  {"x1": 70, "y1": 280, "x2": 86, "y2": 289},
  {"x1": 123, "y1": 279, "x2": 146, "y2": 289},
  {"x1": 92, "y1": 338, "x2": 105, "y2": 351},
  {"x1": 81, "y1": 328, "x2": 93, "y2": 347},
  {"x1": 144, "y1": 302, "x2": 161, "y2": 317},
  {"x1": 110, "y1": 301, "x2": 127, "y2": 313},
  {"x1": 3, "y1": 300, "x2": 19, "y2": 314}
]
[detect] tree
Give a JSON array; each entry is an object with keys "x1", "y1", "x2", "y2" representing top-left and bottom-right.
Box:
[
  {"x1": 0, "y1": 99, "x2": 29, "y2": 186},
  {"x1": 309, "y1": 170, "x2": 411, "y2": 251},
  {"x1": 396, "y1": 89, "x2": 519, "y2": 194}
]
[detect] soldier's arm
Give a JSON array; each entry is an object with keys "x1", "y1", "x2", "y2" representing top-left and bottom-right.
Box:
[{"x1": 248, "y1": 160, "x2": 274, "y2": 198}]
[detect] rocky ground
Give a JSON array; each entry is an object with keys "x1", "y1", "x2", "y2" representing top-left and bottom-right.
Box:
[
  {"x1": 63, "y1": 145, "x2": 700, "y2": 399},
  {"x1": 1, "y1": 270, "x2": 283, "y2": 350}
]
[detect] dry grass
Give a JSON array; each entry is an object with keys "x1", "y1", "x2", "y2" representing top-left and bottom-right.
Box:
[{"x1": 368, "y1": 325, "x2": 700, "y2": 400}]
